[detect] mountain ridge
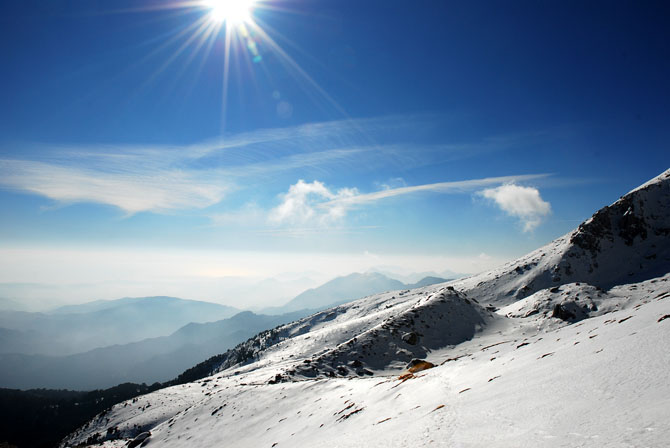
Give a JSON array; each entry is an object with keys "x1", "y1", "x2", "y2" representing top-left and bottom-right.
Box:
[{"x1": 265, "y1": 272, "x2": 449, "y2": 314}]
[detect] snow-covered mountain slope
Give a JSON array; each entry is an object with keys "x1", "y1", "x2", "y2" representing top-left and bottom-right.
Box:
[{"x1": 62, "y1": 170, "x2": 670, "y2": 448}]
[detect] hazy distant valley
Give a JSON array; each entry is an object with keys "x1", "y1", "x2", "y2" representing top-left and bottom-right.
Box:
[{"x1": 0, "y1": 273, "x2": 449, "y2": 390}]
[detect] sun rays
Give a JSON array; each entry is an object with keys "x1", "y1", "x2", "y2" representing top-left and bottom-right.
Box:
[{"x1": 107, "y1": 0, "x2": 344, "y2": 136}]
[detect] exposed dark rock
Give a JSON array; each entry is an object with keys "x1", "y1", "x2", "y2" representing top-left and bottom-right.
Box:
[
  {"x1": 550, "y1": 299, "x2": 595, "y2": 322},
  {"x1": 127, "y1": 431, "x2": 151, "y2": 448},
  {"x1": 401, "y1": 332, "x2": 418, "y2": 345},
  {"x1": 552, "y1": 303, "x2": 576, "y2": 321},
  {"x1": 571, "y1": 205, "x2": 614, "y2": 256},
  {"x1": 522, "y1": 309, "x2": 539, "y2": 318},
  {"x1": 618, "y1": 202, "x2": 648, "y2": 246}
]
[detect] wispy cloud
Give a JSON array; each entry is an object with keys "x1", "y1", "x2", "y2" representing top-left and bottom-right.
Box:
[
  {"x1": 375, "y1": 177, "x2": 407, "y2": 190},
  {"x1": 0, "y1": 116, "x2": 418, "y2": 214},
  {"x1": 321, "y1": 174, "x2": 550, "y2": 208},
  {"x1": 479, "y1": 183, "x2": 552, "y2": 232},
  {"x1": 0, "y1": 115, "x2": 559, "y2": 215},
  {"x1": 0, "y1": 159, "x2": 229, "y2": 214},
  {"x1": 220, "y1": 147, "x2": 370, "y2": 179},
  {"x1": 256, "y1": 174, "x2": 551, "y2": 229}
]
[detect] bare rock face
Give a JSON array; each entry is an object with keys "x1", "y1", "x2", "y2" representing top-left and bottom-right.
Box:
[
  {"x1": 570, "y1": 178, "x2": 667, "y2": 254},
  {"x1": 578, "y1": 170, "x2": 669, "y2": 250},
  {"x1": 570, "y1": 206, "x2": 614, "y2": 256},
  {"x1": 565, "y1": 169, "x2": 670, "y2": 284}
]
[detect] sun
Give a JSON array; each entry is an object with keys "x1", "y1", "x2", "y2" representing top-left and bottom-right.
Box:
[
  {"x1": 131, "y1": 0, "x2": 341, "y2": 133},
  {"x1": 202, "y1": 0, "x2": 258, "y2": 24}
]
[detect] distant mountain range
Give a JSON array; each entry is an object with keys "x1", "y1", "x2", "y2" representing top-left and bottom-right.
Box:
[
  {"x1": 0, "y1": 272, "x2": 447, "y2": 389},
  {"x1": 0, "y1": 310, "x2": 307, "y2": 390},
  {"x1": 0, "y1": 297, "x2": 27, "y2": 312},
  {"x1": 261, "y1": 272, "x2": 449, "y2": 314},
  {"x1": 0, "y1": 296, "x2": 239, "y2": 356},
  {"x1": 367, "y1": 268, "x2": 463, "y2": 284}
]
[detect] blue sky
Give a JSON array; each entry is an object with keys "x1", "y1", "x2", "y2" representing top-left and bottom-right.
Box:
[{"x1": 0, "y1": 0, "x2": 668, "y2": 307}]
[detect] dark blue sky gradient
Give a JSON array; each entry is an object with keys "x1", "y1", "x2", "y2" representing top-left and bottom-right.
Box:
[{"x1": 0, "y1": 0, "x2": 668, "y2": 303}]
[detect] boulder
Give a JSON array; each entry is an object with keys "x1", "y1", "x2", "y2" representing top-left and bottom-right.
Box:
[
  {"x1": 402, "y1": 332, "x2": 418, "y2": 345},
  {"x1": 406, "y1": 358, "x2": 435, "y2": 373}
]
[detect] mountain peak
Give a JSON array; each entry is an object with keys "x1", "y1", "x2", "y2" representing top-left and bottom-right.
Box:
[
  {"x1": 567, "y1": 167, "x2": 670, "y2": 277},
  {"x1": 448, "y1": 169, "x2": 670, "y2": 307}
]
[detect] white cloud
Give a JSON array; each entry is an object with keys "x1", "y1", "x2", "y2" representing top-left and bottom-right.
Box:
[
  {"x1": 321, "y1": 174, "x2": 549, "y2": 208},
  {"x1": 479, "y1": 183, "x2": 551, "y2": 232},
  {"x1": 0, "y1": 113, "x2": 560, "y2": 216},
  {"x1": 376, "y1": 177, "x2": 407, "y2": 190},
  {"x1": 0, "y1": 159, "x2": 228, "y2": 214},
  {"x1": 266, "y1": 175, "x2": 551, "y2": 229},
  {"x1": 269, "y1": 180, "x2": 358, "y2": 225},
  {"x1": 0, "y1": 116, "x2": 433, "y2": 215}
]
